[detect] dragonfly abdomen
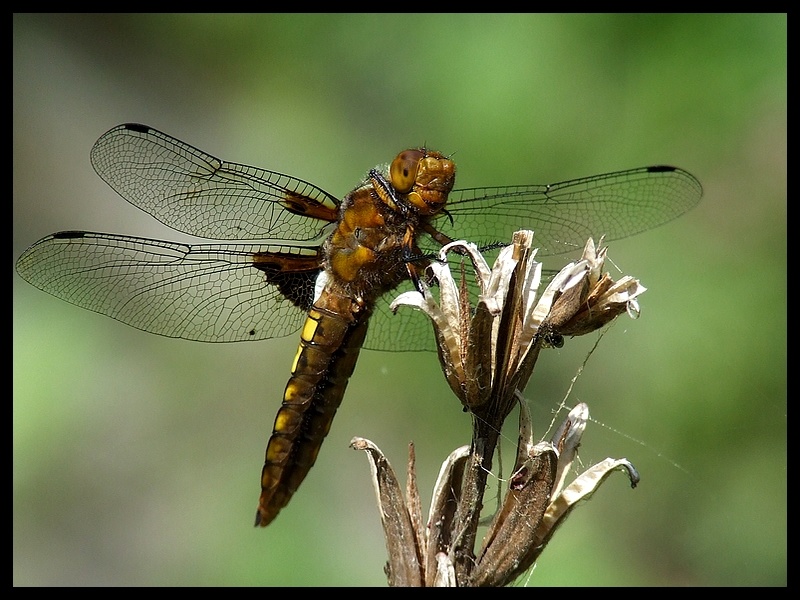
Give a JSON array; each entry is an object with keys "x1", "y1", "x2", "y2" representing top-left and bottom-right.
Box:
[{"x1": 256, "y1": 292, "x2": 370, "y2": 527}]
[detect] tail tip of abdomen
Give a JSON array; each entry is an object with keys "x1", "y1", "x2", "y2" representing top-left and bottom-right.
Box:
[{"x1": 254, "y1": 507, "x2": 275, "y2": 528}]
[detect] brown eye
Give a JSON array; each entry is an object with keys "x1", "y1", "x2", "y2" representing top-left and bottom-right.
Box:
[{"x1": 390, "y1": 150, "x2": 424, "y2": 193}]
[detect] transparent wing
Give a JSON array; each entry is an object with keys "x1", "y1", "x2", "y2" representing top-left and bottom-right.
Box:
[
  {"x1": 16, "y1": 231, "x2": 320, "y2": 343},
  {"x1": 365, "y1": 280, "x2": 438, "y2": 352},
  {"x1": 90, "y1": 124, "x2": 341, "y2": 242},
  {"x1": 438, "y1": 165, "x2": 703, "y2": 256}
]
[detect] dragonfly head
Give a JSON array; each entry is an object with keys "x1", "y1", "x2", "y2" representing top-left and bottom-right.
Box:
[{"x1": 389, "y1": 148, "x2": 456, "y2": 216}]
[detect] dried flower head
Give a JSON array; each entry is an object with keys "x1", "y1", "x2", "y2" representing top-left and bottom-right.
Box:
[
  {"x1": 354, "y1": 231, "x2": 646, "y2": 586},
  {"x1": 392, "y1": 231, "x2": 646, "y2": 421}
]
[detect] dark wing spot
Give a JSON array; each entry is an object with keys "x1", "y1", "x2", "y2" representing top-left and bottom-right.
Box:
[
  {"x1": 123, "y1": 123, "x2": 152, "y2": 134},
  {"x1": 52, "y1": 231, "x2": 87, "y2": 239}
]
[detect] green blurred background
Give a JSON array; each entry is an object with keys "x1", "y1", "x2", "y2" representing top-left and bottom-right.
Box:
[{"x1": 13, "y1": 14, "x2": 785, "y2": 586}]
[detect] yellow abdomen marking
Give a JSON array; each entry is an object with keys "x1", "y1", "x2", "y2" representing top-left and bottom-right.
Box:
[
  {"x1": 290, "y1": 344, "x2": 303, "y2": 374},
  {"x1": 291, "y1": 311, "x2": 322, "y2": 372},
  {"x1": 302, "y1": 310, "x2": 321, "y2": 342},
  {"x1": 283, "y1": 380, "x2": 301, "y2": 403}
]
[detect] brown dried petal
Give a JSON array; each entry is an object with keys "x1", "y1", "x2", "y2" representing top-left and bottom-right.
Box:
[
  {"x1": 462, "y1": 300, "x2": 496, "y2": 408},
  {"x1": 350, "y1": 437, "x2": 424, "y2": 586},
  {"x1": 542, "y1": 265, "x2": 591, "y2": 330},
  {"x1": 425, "y1": 445, "x2": 470, "y2": 586},
  {"x1": 558, "y1": 275, "x2": 646, "y2": 337},
  {"x1": 549, "y1": 403, "x2": 589, "y2": 498},
  {"x1": 469, "y1": 442, "x2": 558, "y2": 587}
]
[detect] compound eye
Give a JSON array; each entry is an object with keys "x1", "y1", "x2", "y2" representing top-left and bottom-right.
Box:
[{"x1": 390, "y1": 150, "x2": 424, "y2": 193}]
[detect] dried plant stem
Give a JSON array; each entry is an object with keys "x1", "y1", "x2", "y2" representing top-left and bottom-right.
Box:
[{"x1": 451, "y1": 418, "x2": 501, "y2": 582}]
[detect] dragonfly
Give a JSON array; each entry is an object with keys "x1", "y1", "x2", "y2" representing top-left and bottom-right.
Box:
[{"x1": 15, "y1": 124, "x2": 703, "y2": 527}]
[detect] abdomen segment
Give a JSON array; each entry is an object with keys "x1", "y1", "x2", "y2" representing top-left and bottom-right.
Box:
[{"x1": 255, "y1": 297, "x2": 369, "y2": 527}]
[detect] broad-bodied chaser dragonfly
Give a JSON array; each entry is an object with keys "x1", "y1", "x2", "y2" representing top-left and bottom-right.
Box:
[{"x1": 16, "y1": 124, "x2": 702, "y2": 527}]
